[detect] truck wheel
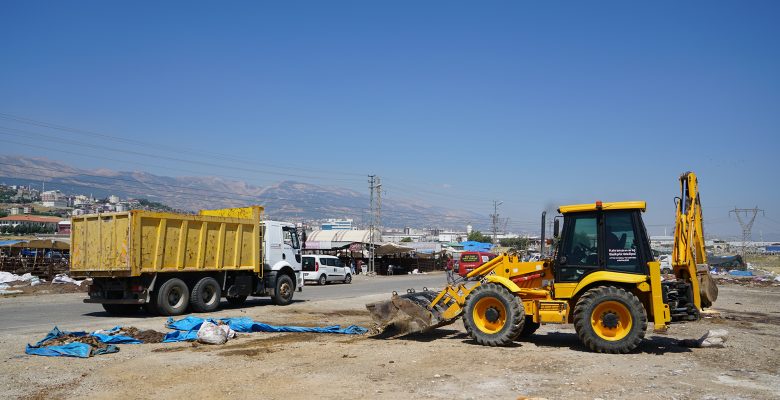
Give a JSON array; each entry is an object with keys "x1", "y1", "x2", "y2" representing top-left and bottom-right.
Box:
[
  {"x1": 227, "y1": 295, "x2": 248, "y2": 307},
  {"x1": 519, "y1": 316, "x2": 540, "y2": 337},
  {"x1": 190, "y1": 277, "x2": 222, "y2": 313},
  {"x1": 272, "y1": 274, "x2": 294, "y2": 306},
  {"x1": 318, "y1": 274, "x2": 327, "y2": 286},
  {"x1": 344, "y1": 274, "x2": 352, "y2": 284},
  {"x1": 573, "y1": 286, "x2": 647, "y2": 354},
  {"x1": 462, "y1": 283, "x2": 525, "y2": 346},
  {"x1": 155, "y1": 278, "x2": 190, "y2": 316},
  {"x1": 102, "y1": 303, "x2": 140, "y2": 315}
]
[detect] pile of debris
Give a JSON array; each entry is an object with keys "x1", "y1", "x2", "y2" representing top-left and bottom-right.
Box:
[{"x1": 0, "y1": 271, "x2": 88, "y2": 296}]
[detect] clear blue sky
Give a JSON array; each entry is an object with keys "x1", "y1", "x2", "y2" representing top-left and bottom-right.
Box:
[{"x1": 1, "y1": 1, "x2": 779, "y2": 239}]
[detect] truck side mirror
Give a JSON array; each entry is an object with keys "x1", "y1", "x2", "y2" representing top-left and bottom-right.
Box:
[{"x1": 553, "y1": 219, "x2": 560, "y2": 238}]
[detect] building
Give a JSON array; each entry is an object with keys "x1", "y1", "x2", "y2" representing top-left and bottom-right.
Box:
[
  {"x1": 41, "y1": 190, "x2": 67, "y2": 208},
  {"x1": 320, "y1": 218, "x2": 354, "y2": 230},
  {"x1": 108, "y1": 195, "x2": 120, "y2": 204},
  {"x1": 0, "y1": 215, "x2": 62, "y2": 231}
]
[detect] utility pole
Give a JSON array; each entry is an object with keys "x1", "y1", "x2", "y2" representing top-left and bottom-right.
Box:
[
  {"x1": 368, "y1": 175, "x2": 375, "y2": 275},
  {"x1": 729, "y1": 207, "x2": 764, "y2": 259},
  {"x1": 374, "y1": 176, "x2": 382, "y2": 275},
  {"x1": 491, "y1": 200, "x2": 503, "y2": 246}
]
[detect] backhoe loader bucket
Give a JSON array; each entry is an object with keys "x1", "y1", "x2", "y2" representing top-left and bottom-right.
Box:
[{"x1": 366, "y1": 289, "x2": 456, "y2": 336}]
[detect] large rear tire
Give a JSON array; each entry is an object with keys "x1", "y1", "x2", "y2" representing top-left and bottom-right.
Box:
[
  {"x1": 190, "y1": 277, "x2": 222, "y2": 313},
  {"x1": 462, "y1": 283, "x2": 524, "y2": 346},
  {"x1": 573, "y1": 286, "x2": 647, "y2": 354},
  {"x1": 155, "y1": 278, "x2": 190, "y2": 316},
  {"x1": 272, "y1": 274, "x2": 295, "y2": 306}
]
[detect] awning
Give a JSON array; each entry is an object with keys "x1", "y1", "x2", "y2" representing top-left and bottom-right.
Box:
[
  {"x1": 306, "y1": 229, "x2": 381, "y2": 244},
  {"x1": 375, "y1": 243, "x2": 415, "y2": 256},
  {"x1": 0, "y1": 239, "x2": 70, "y2": 249}
]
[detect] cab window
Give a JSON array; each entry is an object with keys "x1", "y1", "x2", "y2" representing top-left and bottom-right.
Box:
[
  {"x1": 561, "y1": 214, "x2": 598, "y2": 267},
  {"x1": 605, "y1": 211, "x2": 641, "y2": 273},
  {"x1": 283, "y1": 227, "x2": 300, "y2": 249}
]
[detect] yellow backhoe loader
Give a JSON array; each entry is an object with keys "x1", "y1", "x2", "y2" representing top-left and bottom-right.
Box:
[{"x1": 367, "y1": 172, "x2": 718, "y2": 353}]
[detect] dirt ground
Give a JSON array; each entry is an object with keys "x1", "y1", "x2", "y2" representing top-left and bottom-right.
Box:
[{"x1": 1, "y1": 282, "x2": 779, "y2": 400}]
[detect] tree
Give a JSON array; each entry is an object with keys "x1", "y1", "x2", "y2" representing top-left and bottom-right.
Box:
[
  {"x1": 499, "y1": 237, "x2": 530, "y2": 251},
  {"x1": 467, "y1": 230, "x2": 493, "y2": 244},
  {"x1": 400, "y1": 237, "x2": 413, "y2": 243}
]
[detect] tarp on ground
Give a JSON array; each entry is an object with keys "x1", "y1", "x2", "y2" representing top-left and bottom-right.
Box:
[
  {"x1": 163, "y1": 316, "x2": 368, "y2": 342},
  {"x1": 25, "y1": 327, "x2": 120, "y2": 358},
  {"x1": 459, "y1": 241, "x2": 493, "y2": 252}
]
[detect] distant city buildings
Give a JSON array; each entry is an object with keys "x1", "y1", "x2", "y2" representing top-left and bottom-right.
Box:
[{"x1": 320, "y1": 218, "x2": 354, "y2": 230}]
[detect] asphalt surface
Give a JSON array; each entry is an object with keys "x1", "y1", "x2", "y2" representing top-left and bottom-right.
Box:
[{"x1": 0, "y1": 272, "x2": 447, "y2": 334}]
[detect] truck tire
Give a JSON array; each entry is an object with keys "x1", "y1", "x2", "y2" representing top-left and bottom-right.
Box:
[
  {"x1": 272, "y1": 274, "x2": 294, "y2": 306},
  {"x1": 227, "y1": 295, "x2": 248, "y2": 307},
  {"x1": 190, "y1": 277, "x2": 222, "y2": 313},
  {"x1": 102, "y1": 303, "x2": 140, "y2": 315},
  {"x1": 155, "y1": 278, "x2": 190, "y2": 316},
  {"x1": 462, "y1": 283, "x2": 525, "y2": 346},
  {"x1": 573, "y1": 286, "x2": 647, "y2": 354}
]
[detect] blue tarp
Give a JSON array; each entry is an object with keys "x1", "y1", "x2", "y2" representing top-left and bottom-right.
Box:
[
  {"x1": 0, "y1": 240, "x2": 25, "y2": 247},
  {"x1": 27, "y1": 316, "x2": 369, "y2": 356},
  {"x1": 459, "y1": 241, "x2": 493, "y2": 252},
  {"x1": 729, "y1": 270, "x2": 753, "y2": 277},
  {"x1": 162, "y1": 316, "x2": 368, "y2": 342},
  {"x1": 25, "y1": 327, "x2": 120, "y2": 358}
]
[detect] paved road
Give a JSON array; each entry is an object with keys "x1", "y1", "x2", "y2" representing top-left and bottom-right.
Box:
[{"x1": 0, "y1": 273, "x2": 447, "y2": 334}]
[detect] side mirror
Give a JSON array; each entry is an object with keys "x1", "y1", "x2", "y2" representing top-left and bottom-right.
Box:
[{"x1": 553, "y1": 219, "x2": 560, "y2": 238}]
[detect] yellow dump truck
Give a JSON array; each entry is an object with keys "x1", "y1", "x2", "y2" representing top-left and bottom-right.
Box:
[{"x1": 70, "y1": 206, "x2": 303, "y2": 316}]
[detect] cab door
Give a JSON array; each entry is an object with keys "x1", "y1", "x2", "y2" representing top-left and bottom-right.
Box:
[{"x1": 556, "y1": 212, "x2": 600, "y2": 282}]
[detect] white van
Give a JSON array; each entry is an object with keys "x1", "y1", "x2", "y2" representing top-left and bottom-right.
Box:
[{"x1": 302, "y1": 255, "x2": 352, "y2": 285}]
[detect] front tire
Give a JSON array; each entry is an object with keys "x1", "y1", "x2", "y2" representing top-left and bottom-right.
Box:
[
  {"x1": 573, "y1": 286, "x2": 647, "y2": 354},
  {"x1": 344, "y1": 274, "x2": 352, "y2": 284},
  {"x1": 155, "y1": 278, "x2": 190, "y2": 316},
  {"x1": 462, "y1": 283, "x2": 525, "y2": 346},
  {"x1": 272, "y1": 274, "x2": 294, "y2": 306},
  {"x1": 190, "y1": 277, "x2": 221, "y2": 313}
]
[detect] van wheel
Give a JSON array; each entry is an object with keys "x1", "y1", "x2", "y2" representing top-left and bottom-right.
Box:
[
  {"x1": 344, "y1": 274, "x2": 352, "y2": 284},
  {"x1": 155, "y1": 278, "x2": 190, "y2": 316},
  {"x1": 190, "y1": 277, "x2": 221, "y2": 313},
  {"x1": 318, "y1": 274, "x2": 327, "y2": 286},
  {"x1": 272, "y1": 275, "x2": 294, "y2": 306}
]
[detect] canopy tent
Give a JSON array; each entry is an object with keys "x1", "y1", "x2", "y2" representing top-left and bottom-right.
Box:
[
  {"x1": 305, "y1": 229, "x2": 381, "y2": 250},
  {"x1": 375, "y1": 242, "x2": 415, "y2": 256},
  {"x1": 459, "y1": 241, "x2": 493, "y2": 252},
  {"x1": 0, "y1": 239, "x2": 70, "y2": 249}
]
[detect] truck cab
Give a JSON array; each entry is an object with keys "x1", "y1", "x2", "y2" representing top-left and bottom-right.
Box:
[{"x1": 262, "y1": 221, "x2": 303, "y2": 292}]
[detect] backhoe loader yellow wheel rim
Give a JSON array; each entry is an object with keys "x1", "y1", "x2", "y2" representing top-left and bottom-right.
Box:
[
  {"x1": 472, "y1": 297, "x2": 506, "y2": 334},
  {"x1": 591, "y1": 301, "x2": 632, "y2": 341}
]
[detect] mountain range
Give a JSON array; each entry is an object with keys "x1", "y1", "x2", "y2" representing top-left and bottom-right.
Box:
[{"x1": 0, "y1": 155, "x2": 484, "y2": 229}]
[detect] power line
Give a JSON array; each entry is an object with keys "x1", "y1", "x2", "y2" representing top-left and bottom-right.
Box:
[{"x1": 729, "y1": 207, "x2": 765, "y2": 258}]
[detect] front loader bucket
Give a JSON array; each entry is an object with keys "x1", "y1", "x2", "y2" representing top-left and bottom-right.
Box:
[{"x1": 366, "y1": 290, "x2": 456, "y2": 337}]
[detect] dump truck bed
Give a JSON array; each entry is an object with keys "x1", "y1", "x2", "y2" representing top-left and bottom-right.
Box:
[{"x1": 70, "y1": 207, "x2": 263, "y2": 278}]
